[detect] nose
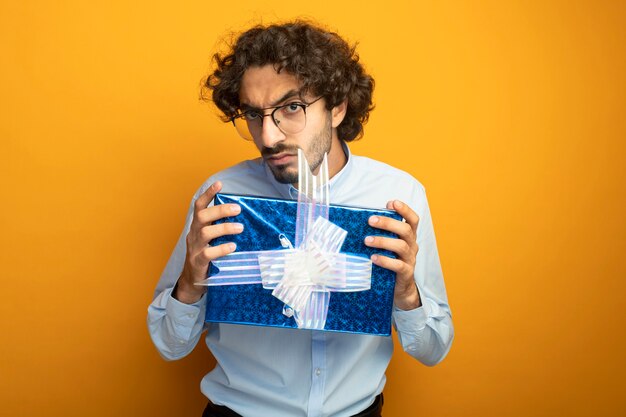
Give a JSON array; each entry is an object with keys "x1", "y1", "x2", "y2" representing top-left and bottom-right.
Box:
[{"x1": 258, "y1": 114, "x2": 286, "y2": 149}]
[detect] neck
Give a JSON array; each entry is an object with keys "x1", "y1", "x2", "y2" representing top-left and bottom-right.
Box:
[
  {"x1": 326, "y1": 137, "x2": 347, "y2": 180},
  {"x1": 291, "y1": 137, "x2": 347, "y2": 189}
]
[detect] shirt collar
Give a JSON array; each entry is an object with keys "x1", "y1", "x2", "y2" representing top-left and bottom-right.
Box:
[{"x1": 262, "y1": 141, "x2": 353, "y2": 200}]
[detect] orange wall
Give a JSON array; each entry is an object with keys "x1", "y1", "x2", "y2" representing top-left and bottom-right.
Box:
[{"x1": 1, "y1": 1, "x2": 625, "y2": 416}]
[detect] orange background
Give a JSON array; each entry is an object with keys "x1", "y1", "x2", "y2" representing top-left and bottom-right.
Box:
[{"x1": 1, "y1": 1, "x2": 625, "y2": 416}]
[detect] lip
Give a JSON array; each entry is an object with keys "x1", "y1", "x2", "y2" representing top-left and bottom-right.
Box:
[{"x1": 266, "y1": 153, "x2": 296, "y2": 166}]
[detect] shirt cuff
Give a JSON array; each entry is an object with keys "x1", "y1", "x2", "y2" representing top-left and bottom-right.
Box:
[
  {"x1": 165, "y1": 288, "x2": 206, "y2": 342},
  {"x1": 393, "y1": 301, "x2": 429, "y2": 333},
  {"x1": 392, "y1": 299, "x2": 433, "y2": 352}
]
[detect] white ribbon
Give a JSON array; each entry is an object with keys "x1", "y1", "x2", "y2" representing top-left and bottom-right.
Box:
[{"x1": 196, "y1": 149, "x2": 372, "y2": 330}]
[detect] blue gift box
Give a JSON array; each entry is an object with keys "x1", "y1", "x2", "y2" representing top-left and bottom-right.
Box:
[{"x1": 205, "y1": 193, "x2": 402, "y2": 336}]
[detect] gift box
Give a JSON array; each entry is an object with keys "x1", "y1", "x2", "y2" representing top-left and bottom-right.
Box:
[{"x1": 203, "y1": 193, "x2": 402, "y2": 336}]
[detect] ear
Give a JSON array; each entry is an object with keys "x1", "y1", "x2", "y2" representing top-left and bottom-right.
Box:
[{"x1": 331, "y1": 100, "x2": 348, "y2": 128}]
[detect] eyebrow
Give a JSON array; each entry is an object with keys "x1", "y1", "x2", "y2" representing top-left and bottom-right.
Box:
[{"x1": 240, "y1": 89, "x2": 302, "y2": 111}]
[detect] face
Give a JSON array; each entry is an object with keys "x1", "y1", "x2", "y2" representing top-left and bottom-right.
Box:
[{"x1": 238, "y1": 65, "x2": 345, "y2": 184}]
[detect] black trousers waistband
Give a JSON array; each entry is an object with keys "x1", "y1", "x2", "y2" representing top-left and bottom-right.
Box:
[{"x1": 202, "y1": 393, "x2": 384, "y2": 417}]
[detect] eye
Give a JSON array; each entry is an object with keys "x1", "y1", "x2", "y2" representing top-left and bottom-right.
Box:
[
  {"x1": 243, "y1": 111, "x2": 260, "y2": 121},
  {"x1": 283, "y1": 103, "x2": 303, "y2": 113}
]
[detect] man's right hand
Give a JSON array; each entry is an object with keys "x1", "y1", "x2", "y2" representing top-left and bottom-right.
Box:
[{"x1": 174, "y1": 181, "x2": 243, "y2": 304}]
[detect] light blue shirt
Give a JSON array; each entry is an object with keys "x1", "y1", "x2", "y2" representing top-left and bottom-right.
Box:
[{"x1": 148, "y1": 143, "x2": 453, "y2": 417}]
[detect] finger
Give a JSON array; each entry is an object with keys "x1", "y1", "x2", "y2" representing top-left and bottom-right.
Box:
[
  {"x1": 370, "y1": 254, "x2": 414, "y2": 277},
  {"x1": 195, "y1": 203, "x2": 241, "y2": 225},
  {"x1": 388, "y1": 200, "x2": 420, "y2": 230},
  {"x1": 198, "y1": 242, "x2": 237, "y2": 263},
  {"x1": 194, "y1": 181, "x2": 223, "y2": 212},
  {"x1": 364, "y1": 235, "x2": 413, "y2": 259},
  {"x1": 200, "y1": 222, "x2": 244, "y2": 244},
  {"x1": 368, "y1": 215, "x2": 414, "y2": 241}
]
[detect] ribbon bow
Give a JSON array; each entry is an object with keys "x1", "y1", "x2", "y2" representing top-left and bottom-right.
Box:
[{"x1": 196, "y1": 149, "x2": 372, "y2": 330}]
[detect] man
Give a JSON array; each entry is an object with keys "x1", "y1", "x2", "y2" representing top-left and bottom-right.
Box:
[{"x1": 148, "y1": 20, "x2": 453, "y2": 417}]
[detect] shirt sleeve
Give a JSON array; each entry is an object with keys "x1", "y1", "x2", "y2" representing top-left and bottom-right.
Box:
[
  {"x1": 391, "y1": 183, "x2": 454, "y2": 366},
  {"x1": 147, "y1": 183, "x2": 213, "y2": 360},
  {"x1": 147, "y1": 287, "x2": 207, "y2": 360}
]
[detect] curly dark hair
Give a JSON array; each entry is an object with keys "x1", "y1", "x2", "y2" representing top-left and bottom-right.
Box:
[{"x1": 202, "y1": 20, "x2": 375, "y2": 142}]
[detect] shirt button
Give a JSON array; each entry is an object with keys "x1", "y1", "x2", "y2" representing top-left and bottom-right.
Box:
[
  {"x1": 187, "y1": 313, "x2": 194, "y2": 319},
  {"x1": 315, "y1": 368, "x2": 321, "y2": 376}
]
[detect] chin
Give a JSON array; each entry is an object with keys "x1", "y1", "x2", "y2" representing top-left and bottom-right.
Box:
[{"x1": 270, "y1": 166, "x2": 299, "y2": 184}]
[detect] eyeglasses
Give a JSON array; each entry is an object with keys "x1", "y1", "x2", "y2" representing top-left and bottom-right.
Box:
[{"x1": 229, "y1": 96, "x2": 323, "y2": 141}]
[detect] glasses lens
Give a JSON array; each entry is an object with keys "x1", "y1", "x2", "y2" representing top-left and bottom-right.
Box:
[
  {"x1": 233, "y1": 116, "x2": 258, "y2": 141},
  {"x1": 273, "y1": 104, "x2": 306, "y2": 135},
  {"x1": 232, "y1": 104, "x2": 308, "y2": 140}
]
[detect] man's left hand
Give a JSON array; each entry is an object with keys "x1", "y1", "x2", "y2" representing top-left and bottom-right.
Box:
[{"x1": 364, "y1": 200, "x2": 422, "y2": 311}]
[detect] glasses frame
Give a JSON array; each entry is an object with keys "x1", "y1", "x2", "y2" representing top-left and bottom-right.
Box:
[{"x1": 229, "y1": 96, "x2": 323, "y2": 141}]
